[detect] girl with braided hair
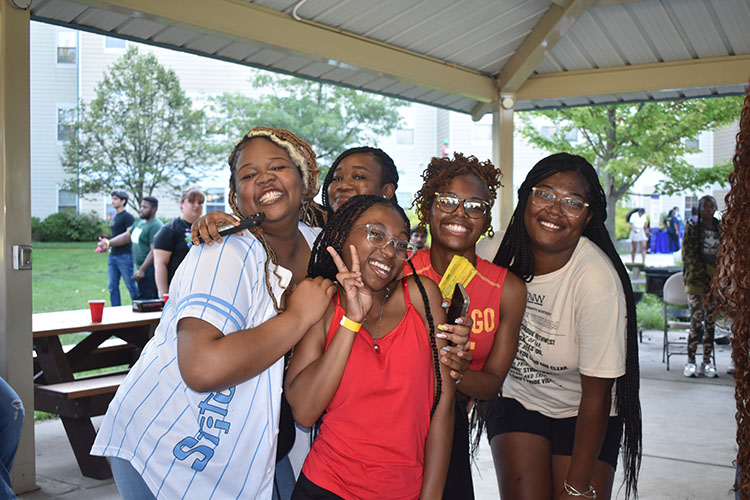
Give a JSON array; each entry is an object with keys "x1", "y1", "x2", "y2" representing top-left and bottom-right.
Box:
[
  {"x1": 286, "y1": 194, "x2": 457, "y2": 500},
  {"x1": 408, "y1": 153, "x2": 526, "y2": 500},
  {"x1": 191, "y1": 146, "x2": 399, "y2": 243},
  {"x1": 489, "y1": 152, "x2": 641, "y2": 500},
  {"x1": 92, "y1": 127, "x2": 336, "y2": 500}
]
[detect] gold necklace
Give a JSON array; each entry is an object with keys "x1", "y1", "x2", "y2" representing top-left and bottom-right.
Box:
[{"x1": 363, "y1": 285, "x2": 391, "y2": 354}]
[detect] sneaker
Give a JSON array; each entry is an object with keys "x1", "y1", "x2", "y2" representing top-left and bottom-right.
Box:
[
  {"x1": 684, "y1": 362, "x2": 698, "y2": 377},
  {"x1": 702, "y1": 362, "x2": 718, "y2": 378}
]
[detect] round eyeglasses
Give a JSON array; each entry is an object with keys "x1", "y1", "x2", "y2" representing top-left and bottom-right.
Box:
[
  {"x1": 434, "y1": 192, "x2": 491, "y2": 219},
  {"x1": 352, "y1": 224, "x2": 416, "y2": 261},
  {"x1": 530, "y1": 187, "x2": 590, "y2": 218}
]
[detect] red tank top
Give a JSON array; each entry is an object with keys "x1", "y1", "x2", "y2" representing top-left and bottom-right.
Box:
[
  {"x1": 405, "y1": 249, "x2": 508, "y2": 370},
  {"x1": 302, "y1": 278, "x2": 434, "y2": 500}
]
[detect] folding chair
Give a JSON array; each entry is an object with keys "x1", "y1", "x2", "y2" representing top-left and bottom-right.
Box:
[{"x1": 662, "y1": 271, "x2": 716, "y2": 370}]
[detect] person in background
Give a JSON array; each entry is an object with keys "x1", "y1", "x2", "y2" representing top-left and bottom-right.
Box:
[
  {"x1": 689, "y1": 206, "x2": 699, "y2": 225},
  {"x1": 410, "y1": 225, "x2": 429, "y2": 250},
  {"x1": 104, "y1": 189, "x2": 139, "y2": 306},
  {"x1": 98, "y1": 196, "x2": 163, "y2": 299},
  {"x1": 153, "y1": 187, "x2": 204, "y2": 299},
  {"x1": 664, "y1": 208, "x2": 680, "y2": 252},
  {"x1": 682, "y1": 195, "x2": 721, "y2": 378},
  {"x1": 0, "y1": 377, "x2": 23, "y2": 500},
  {"x1": 490, "y1": 153, "x2": 641, "y2": 500},
  {"x1": 628, "y1": 208, "x2": 648, "y2": 264}
]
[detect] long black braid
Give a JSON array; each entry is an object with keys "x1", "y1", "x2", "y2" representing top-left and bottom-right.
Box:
[
  {"x1": 493, "y1": 152, "x2": 642, "y2": 499},
  {"x1": 320, "y1": 147, "x2": 400, "y2": 216},
  {"x1": 308, "y1": 194, "x2": 442, "y2": 417}
]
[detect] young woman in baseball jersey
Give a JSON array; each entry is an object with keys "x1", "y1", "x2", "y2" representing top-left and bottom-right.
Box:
[
  {"x1": 91, "y1": 127, "x2": 335, "y2": 500},
  {"x1": 406, "y1": 154, "x2": 527, "y2": 500},
  {"x1": 286, "y1": 194, "x2": 457, "y2": 500},
  {"x1": 490, "y1": 153, "x2": 641, "y2": 500}
]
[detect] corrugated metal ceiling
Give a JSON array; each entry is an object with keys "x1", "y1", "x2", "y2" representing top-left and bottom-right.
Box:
[{"x1": 29, "y1": 0, "x2": 750, "y2": 115}]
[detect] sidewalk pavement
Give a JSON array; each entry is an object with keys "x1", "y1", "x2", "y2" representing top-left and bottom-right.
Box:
[{"x1": 18, "y1": 327, "x2": 737, "y2": 499}]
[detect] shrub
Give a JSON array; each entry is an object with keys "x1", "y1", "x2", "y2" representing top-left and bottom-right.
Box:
[
  {"x1": 33, "y1": 211, "x2": 109, "y2": 242},
  {"x1": 636, "y1": 293, "x2": 664, "y2": 330},
  {"x1": 615, "y1": 204, "x2": 632, "y2": 241}
]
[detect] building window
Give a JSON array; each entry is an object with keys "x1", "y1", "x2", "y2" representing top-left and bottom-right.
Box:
[
  {"x1": 565, "y1": 128, "x2": 579, "y2": 143},
  {"x1": 684, "y1": 196, "x2": 698, "y2": 219},
  {"x1": 205, "y1": 188, "x2": 225, "y2": 213},
  {"x1": 57, "y1": 106, "x2": 76, "y2": 143},
  {"x1": 104, "y1": 36, "x2": 127, "y2": 51},
  {"x1": 541, "y1": 126, "x2": 555, "y2": 139},
  {"x1": 56, "y1": 30, "x2": 77, "y2": 65},
  {"x1": 396, "y1": 128, "x2": 414, "y2": 145},
  {"x1": 473, "y1": 123, "x2": 491, "y2": 142},
  {"x1": 58, "y1": 188, "x2": 78, "y2": 213},
  {"x1": 685, "y1": 136, "x2": 700, "y2": 149}
]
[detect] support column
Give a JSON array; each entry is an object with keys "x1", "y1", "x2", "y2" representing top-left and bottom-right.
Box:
[
  {"x1": 0, "y1": 1, "x2": 36, "y2": 494},
  {"x1": 491, "y1": 93, "x2": 515, "y2": 232}
]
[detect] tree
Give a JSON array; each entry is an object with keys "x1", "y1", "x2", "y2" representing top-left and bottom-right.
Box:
[
  {"x1": 208, "y1": 73, "x2": 403, "y2": 168},
  {"x1": 62, "y1": 47, "x2": 213, "y2": 210},
  {"x1": 518, "y1": 97, "x2": 743, "y2": 236}
]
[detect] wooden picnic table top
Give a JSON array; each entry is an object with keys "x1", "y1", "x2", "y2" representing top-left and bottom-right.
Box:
[{"x1": 32, "y1": 305, "x2": 162, "y2": 338}]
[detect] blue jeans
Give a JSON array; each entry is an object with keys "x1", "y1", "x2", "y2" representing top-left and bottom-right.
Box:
[
  {"x1": 0, "y1": 377, "x2": 24, "y2": 500},
  {"x1": 109, "y1": 457, "x2": 156, "y2": 500},
  {"x1": 108, "y1": 253, "x2": 138, "y2": 306},
  {"x1": 136, "y1": 265, "x2": 158, "y2": 300},
  {"x1": 273, "y1": 455, "x2": 296, "y2": 500}
]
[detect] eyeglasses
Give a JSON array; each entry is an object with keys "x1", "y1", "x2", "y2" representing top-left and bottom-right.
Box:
[
  {"x1": 434, "y1": 192, "x2": 491, "y2": 219},
  {"x1": 352, "y1": 224, "x2": 416, "y2": 261},
  {"x1": 530, "y1": 187, "x2": 590, "y2": 218}
]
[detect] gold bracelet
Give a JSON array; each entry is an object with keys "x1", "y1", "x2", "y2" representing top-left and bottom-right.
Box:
[{"x1": 339, "y1": 315, "x2": 362, "y2": 333}]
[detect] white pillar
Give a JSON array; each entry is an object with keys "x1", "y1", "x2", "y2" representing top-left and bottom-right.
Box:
[
  {"x1": 0, "y1": 1, "x2": 36, "y2": 493},
  {"x1": 491, "y1": 94, "x2": 515, "y2": 232}
]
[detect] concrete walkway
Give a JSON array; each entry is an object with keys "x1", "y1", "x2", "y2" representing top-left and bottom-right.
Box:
[{"x1": 18, "y1": 328, "x2": 737, "y2": 499}]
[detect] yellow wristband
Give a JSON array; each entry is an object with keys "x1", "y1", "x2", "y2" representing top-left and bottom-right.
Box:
[{"x1": 339, "y1": 315, "x2": 362, "y2": 333}]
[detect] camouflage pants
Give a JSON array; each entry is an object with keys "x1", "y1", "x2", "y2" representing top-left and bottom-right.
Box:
[{"x1": 687, "y1": 292, "x2": 716, "y2": 363}]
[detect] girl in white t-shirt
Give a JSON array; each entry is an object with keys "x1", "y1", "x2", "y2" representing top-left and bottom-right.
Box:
[
  {"x1": 627, "y1": 207, "x2": 649, "y2": 264},
  {"x1": 91, "y1": 127, "x2": 336, "y2": 500},
  {"x1": 491, "y1": 153, "x2": 641, "y2": 500}
]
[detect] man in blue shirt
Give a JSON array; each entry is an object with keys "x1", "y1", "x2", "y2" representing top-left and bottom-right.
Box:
[{"x1": 102, "y1": 190, "x2": 138, "y2": 306}]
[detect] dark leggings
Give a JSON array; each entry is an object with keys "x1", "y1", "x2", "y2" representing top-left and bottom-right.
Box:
[{"x1": 442, "y1": 397, "x2": 474, "y2": 500}]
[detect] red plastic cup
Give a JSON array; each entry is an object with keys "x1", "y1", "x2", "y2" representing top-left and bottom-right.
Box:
[
  {"x1": 163, "y1": 293, "x2": 169, "y2": 305},
  {"x1": 88, "y1": 300, "x2": 105, "y2": 323}
]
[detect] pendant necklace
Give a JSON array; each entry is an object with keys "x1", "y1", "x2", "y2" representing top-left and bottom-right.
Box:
[{"x1": 363, "y1": 285, "x2": 391, "y2": 354}]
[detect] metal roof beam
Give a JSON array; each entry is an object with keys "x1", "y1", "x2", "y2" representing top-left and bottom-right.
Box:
[
  {"x1": 495, "y1": 0, "x2": 593, "y2": 93},
  {"x1": 65, "y1": 0, "x2": 496, "y2": 103},
  {"x1": 516, "y1": 54, "x2": 750, "y2": 101}
]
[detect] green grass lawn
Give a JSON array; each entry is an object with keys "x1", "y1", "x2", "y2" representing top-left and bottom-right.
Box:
[{"x1": 33, "y1": 241, "x2": 132, "y2": 313}]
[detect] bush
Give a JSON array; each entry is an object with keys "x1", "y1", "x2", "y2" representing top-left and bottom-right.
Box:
[
  {"x1": 615, "y1": 204, "x2": 632, "y2": 241},
  {"x1": 636, "y1": 293, "x2": 664, "y2": 329},
  {"x1": 33, "y1": 211, "x2": 109, "y2": 242}
]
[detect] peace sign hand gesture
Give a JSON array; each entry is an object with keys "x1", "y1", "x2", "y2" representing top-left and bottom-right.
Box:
[{"x1": 326, "y1": 245, "x2": 373, "y2": 324}]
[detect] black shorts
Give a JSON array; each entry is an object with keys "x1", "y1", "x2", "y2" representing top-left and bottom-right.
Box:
[
  {"x1": 291, "y1": 472, "x2": 344, "y2": 500},
  {"x1": 485, "y1": 397, "x2": 622, "y2": 469}
]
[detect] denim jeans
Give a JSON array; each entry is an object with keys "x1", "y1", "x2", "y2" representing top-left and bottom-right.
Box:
[
  {"x1": 136, "y1": 265, "x2": 158, "y2": 300},
  {"x1": 0, "y1": 377, "x2": 24, "y2": 500},
  {"x1": 109, "y1": 457, "x2": 157, "y2": 500},
  {"x1": 273, "y1": 455, "x2": 296, "y2": 500},
  {"x1": 108, "y1": 253, "x2": 138, "y2": 306}
]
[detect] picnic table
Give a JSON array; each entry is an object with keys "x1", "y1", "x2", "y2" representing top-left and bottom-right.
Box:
[{"x1": 32, "y1": 305, "x2": 162, "y2": 479}]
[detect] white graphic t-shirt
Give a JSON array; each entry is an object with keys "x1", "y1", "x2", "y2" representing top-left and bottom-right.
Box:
[{"x1": 502, "y1": 237, "x2": 626, "y2": 418}]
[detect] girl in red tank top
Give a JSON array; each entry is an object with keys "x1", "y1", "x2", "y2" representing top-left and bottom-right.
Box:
[{"x1": 285, "y1": 195, "x2": 461, "y2": 500}]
